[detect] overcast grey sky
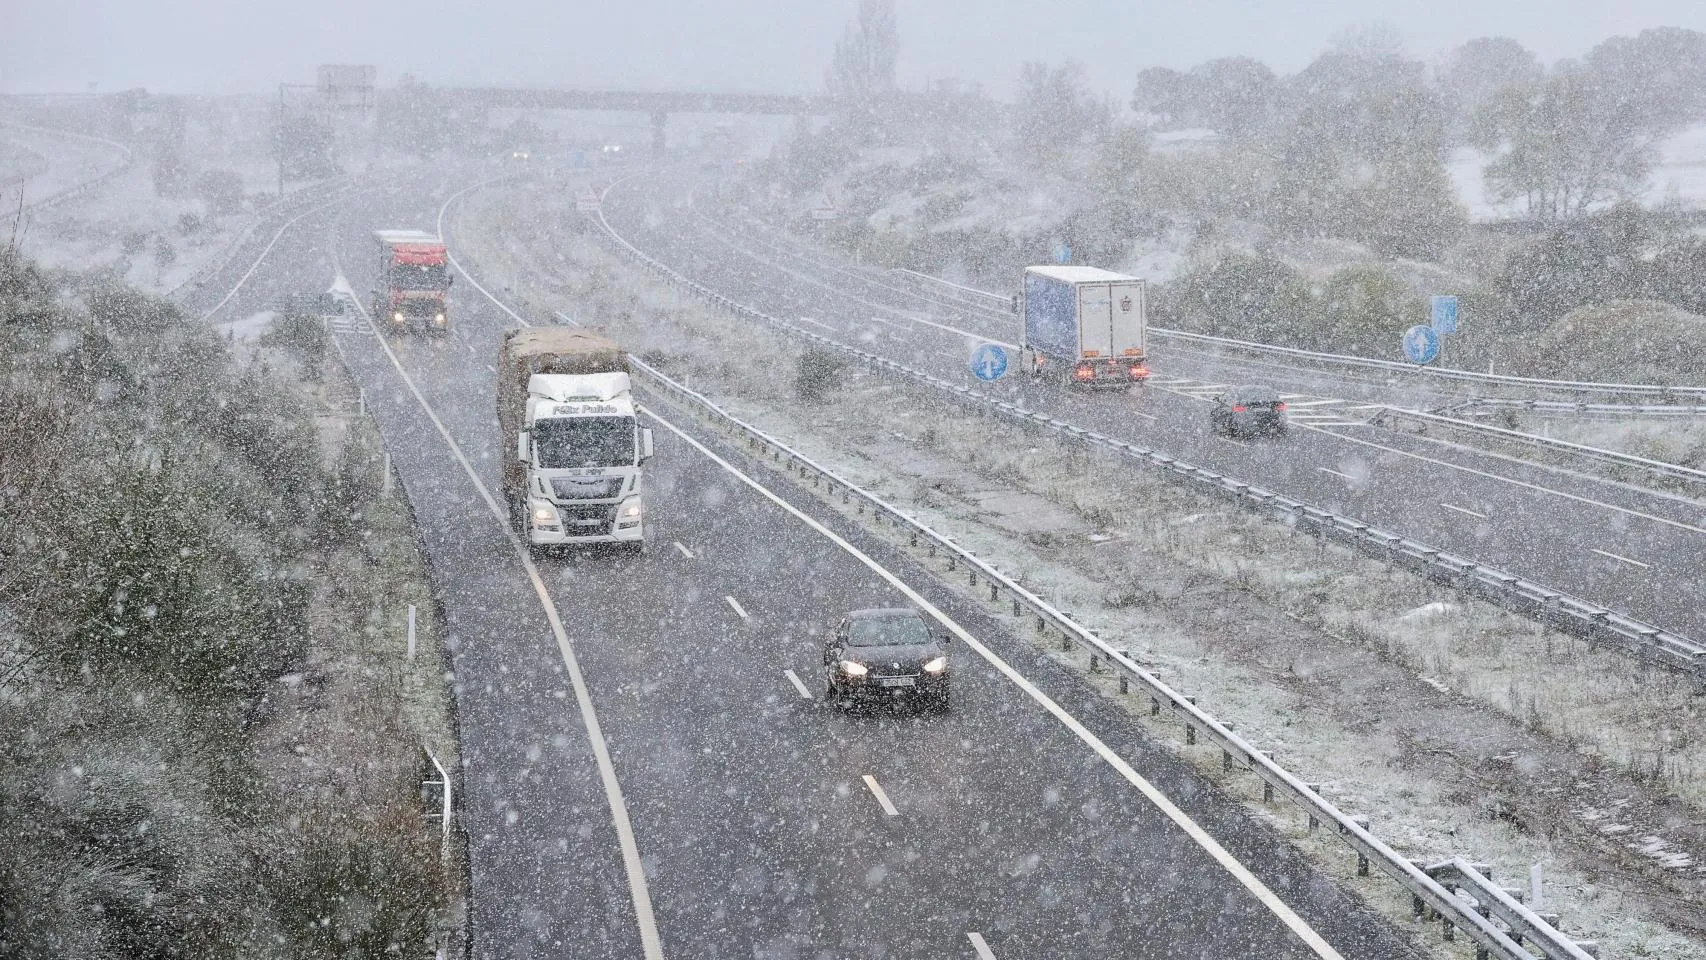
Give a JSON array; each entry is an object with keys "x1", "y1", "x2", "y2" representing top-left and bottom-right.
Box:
[{"x1": 6, "y1": 0, "x2": 1706, "y2": 98}]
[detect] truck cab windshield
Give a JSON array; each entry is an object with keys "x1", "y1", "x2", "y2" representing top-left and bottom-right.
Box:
[
  {"x1": 388, "y1": 263, "x2": 449, "y2": 289},
  {"x1": 533, "y1": 416, "x2": 635, "y2": 469}
]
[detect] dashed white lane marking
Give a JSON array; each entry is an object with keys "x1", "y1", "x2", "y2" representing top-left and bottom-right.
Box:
[
  {"x1": 673, "y1": 541, "x2": 695, "y2": 559},
  {"x1": 1440, "y1": 502, "x2": 1489, "y2": 520},
  {"x1": 862, "y1": 775, "x2": 899, "y2": 816},
  {"x1": 1218, "y1": 436, "x2": 1250, "y2": 447},
  {"x1": 796, "y1": 315, "x2": 836, "y2": 331},
  {"x1": 967, "y1": 932, "x2": 998, "y2": 959},
  {"x1": 647, "y1": 406, "x2": 1345, "y2": 960},
  {"x1": 725, "y1": 595, "x2": 751, "y2": 620},
  {"x1": 1591, "y1": 547, "x2": 1651, "y2": 570},
  {"x1": 1318, "y1": 467, "x2": 1354, "y2": 481},
  {"x1": 783, "y1": 669, "x2": 814, "y2": 700}
]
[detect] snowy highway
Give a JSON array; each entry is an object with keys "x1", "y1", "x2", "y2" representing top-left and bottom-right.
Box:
[
  {"x1": 188, "y1": 169, "x2": 1426, "y2": 958},
  {"x1": 594, "y1": 171, "x2": 1706, "y2": 648}
]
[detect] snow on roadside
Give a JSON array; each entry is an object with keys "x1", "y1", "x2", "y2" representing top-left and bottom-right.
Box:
[{"x1": 455, "y1": 183, "x2": 1706, "y2": 958}]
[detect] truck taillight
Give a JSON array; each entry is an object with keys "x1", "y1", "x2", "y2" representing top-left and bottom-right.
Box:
[
  {"x1": 1072, "y1": 365, "x2": 1095, "y2": 381},
  {"x1": 1232, "y1": 405, "x2": 1247, "y2": 413},
  {"x1": 1275, "y1": 402, "x2": 1287, "y2": 412},
  {"x1": 1128, "y1": 365, "x2": 1149, "y2": 380}
]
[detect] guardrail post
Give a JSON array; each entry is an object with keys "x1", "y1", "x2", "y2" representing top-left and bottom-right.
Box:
[{"x1": 1150, "y1": 697, "x2": 1161, "y2": 717}]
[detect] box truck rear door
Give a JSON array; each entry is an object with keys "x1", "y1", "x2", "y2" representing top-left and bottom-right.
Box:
[
  {"x1": 1078, "y1": 283, "x2": 1114, "y2": 357},
  {"x1": 1109, "y1": 281, "x2": 1145, "y2": 357}
]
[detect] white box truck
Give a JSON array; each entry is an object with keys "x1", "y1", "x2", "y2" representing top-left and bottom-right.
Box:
[
  {"x1": 498, "y1": 329, "x2": 652, "y2": 555},
  {"x1": 1017, "y1": 266, "x2": 1149, "y2": 388}
]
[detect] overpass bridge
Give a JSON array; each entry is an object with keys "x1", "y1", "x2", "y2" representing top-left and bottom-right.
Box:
[{"x1": 440, "y1": 87, "x2": 834, "y2": 152}]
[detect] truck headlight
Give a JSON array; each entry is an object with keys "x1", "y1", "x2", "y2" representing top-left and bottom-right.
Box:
[
  {"x1": 392, "y1": 311, "x2": 405, "y2": 323},
  {"x1": 839, "y1": 660, "x2": 868, "y2": 677},
  {"x1": 433, "y1": 313, "x2": 446, "y2": 326},
  {"x1": 619, "y1": 499, "x2": 642, "y2": 520},
  {"x1": 529, "y1": 500, "x2": 559, "y2": 524},
  {"x1": 922, "y1": 656, "x2": 948, "y2": 674}
]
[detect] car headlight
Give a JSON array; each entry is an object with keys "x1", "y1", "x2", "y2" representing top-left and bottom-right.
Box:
[
  {"x1": 392, "y1": 311, "x2": 405, "y2": 323},
  {"x1": 530, "y1": 500, "x2": 559, "y2": 524},
  {"x1": 839, "y1": 660, "x2": 868, "y2": 677},
  {"x1": 922, "y1": 655, "x2": 948, "y2": 674}
]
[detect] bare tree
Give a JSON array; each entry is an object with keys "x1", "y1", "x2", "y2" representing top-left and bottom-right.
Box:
[
  {"x1": 1473, "y1": 71, "x2": 1657, "y2": 221},
  {"x1": 826, "y1": 0, "x2": 899, "y2": 132}
]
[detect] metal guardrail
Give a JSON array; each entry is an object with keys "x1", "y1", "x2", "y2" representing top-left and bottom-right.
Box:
[
  {"x1": 592, "y1": 204, "x2": 1706, "y2": 688},
  {"x1": 1439, "y1": 397, "x2": 1706, "y2": 418},
  {"x1": 1424, "y1": 860, "x2": 1600, "y2": 960},
  {"x1": 626, "y1": 352, "x2": 1600, "y2": 960},
  {"x1": 1375, "y1": 407, "x2": 1706, "y2": 491}
]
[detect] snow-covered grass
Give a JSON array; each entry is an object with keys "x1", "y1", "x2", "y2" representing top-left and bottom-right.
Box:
[
  {"x1": 453, "y1": 181, "x2": 1706, "y2": 958},
  {"x1": 1450, "y1": 122, "x2": 1706, "y2": 222}
]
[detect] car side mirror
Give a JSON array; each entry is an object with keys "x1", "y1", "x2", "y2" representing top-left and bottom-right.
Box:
[
  {"x1": 640, "y1": 428, "x2": 654, "y2": 462},
  {"x1": 515, "y1": 430, "x2": 530, "y2": 464}
]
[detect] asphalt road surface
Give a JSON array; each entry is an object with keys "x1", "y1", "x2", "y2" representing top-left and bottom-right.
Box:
[
  {"x1": 594, "y1": 171, "x2": 1706, "y2": 645},
  {"x1": 192, "y1": 166, "x2": 1427, "y2": 958}
]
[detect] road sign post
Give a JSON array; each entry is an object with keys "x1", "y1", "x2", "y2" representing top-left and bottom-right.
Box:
[{"x1": 969, "y1": 343, "x2": 1009, "y2": 382}]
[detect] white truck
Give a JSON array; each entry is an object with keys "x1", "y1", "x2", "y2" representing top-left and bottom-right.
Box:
[
  {"x1": 1017, "y1": 266, "x2": 1149, "y2": 388},
  {"x1": 498, "y1": 329, "x2": 653, "y2": 554}
]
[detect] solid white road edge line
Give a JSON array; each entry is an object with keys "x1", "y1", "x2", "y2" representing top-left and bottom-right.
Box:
[
  {"x1": 332, "y1": 244, "x2": 666, "y2": 960},
  {"x1": 1439, "y1": 502, "x2": 1489, "y2": 520},
  {"x1": 967, "y1": 932, "x2": 998, "y2": 959},
  {"x1": 783, "y1": 669, "x2": 814, "y2": 700},
  {"x1": 673, "y1": 541, "x2": 695, "y2": 559},
  {"x1": 1591, "y1": 547, "x2": 1651, "y2": 570},
  {"x1": 1317, "y1": 467, "x2": 1353, "y2": 481},
  {"x1": 725, "y1": 595, "x2": 751, "y2": 620},
  {"x1": 643, "y1": 403, "x2": 1345, "y2": 960},
  {"x1": 862, "y1": 775, "x2": 900, "y2": 817}
]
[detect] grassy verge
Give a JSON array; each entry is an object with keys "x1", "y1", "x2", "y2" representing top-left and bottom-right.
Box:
[{"x1": 451, "y1": 183, "x2": 1706, "y2": 958}]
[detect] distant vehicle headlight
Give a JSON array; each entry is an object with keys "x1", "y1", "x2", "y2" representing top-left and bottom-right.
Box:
[
  {"x1": 922, "y1": 656, "x2": 948, "y2": 674},
  {"x1": 392, "y1": 311, "x2": 405, "y2": 323},
  {"x1": 433, "y1": 313, "x2": 446, "y2": 325},
  {"x1": 839, "y1": 660, "x2": 868, "y2": 677}
]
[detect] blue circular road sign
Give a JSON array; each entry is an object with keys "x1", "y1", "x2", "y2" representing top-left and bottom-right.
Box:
[
  {"x1": 970, "y1": 343, "x2": 1009, "y2": 381},
  {"x1": 1402, "y1": 324, "x2": 1441, "y2": 365}
]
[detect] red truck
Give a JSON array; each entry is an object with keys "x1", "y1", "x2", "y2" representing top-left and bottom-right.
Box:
[{"x1": 371, "y1": 229, "x2": 453, "y2": 335}]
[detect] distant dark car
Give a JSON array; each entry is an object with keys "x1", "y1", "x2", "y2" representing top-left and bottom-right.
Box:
[
  {"x1": 822, "y1": 608, "x2": 951, "y2": 709},
  {"x1": 1210, "y1": 385, "x2": 1288, "y2": 438}
]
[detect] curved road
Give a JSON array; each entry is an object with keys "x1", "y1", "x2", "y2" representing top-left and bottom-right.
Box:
[{"x1": 190, "y1": 166, "x2": 1425, "y2": 958}]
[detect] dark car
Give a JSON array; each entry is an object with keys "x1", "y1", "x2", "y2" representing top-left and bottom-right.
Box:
[
  {"x1": 822, "y1": 608, "x2": 951, "y2": 709},
  {"x1": 1210, "y1": 385, "x2": 1288, "y2": 438}
]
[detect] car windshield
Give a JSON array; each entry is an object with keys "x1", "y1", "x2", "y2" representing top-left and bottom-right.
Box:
[
  {"x1": 847, "y1": 615, "x2": 931, "y2": 647},
  {"x1": 533, "y1": 416, "x2": 634, "y2": 468}
]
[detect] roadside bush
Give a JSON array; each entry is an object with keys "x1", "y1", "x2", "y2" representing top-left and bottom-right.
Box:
[
  {"x1": 1161, "y1": 251, "x2": 1314, "y2": 345},
  {"x1": 796, "y1": 347, "x2": 846, "y2": 402},
  {"x1": 196, "y1": 169, "x2": 245, "y2": 216}
]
